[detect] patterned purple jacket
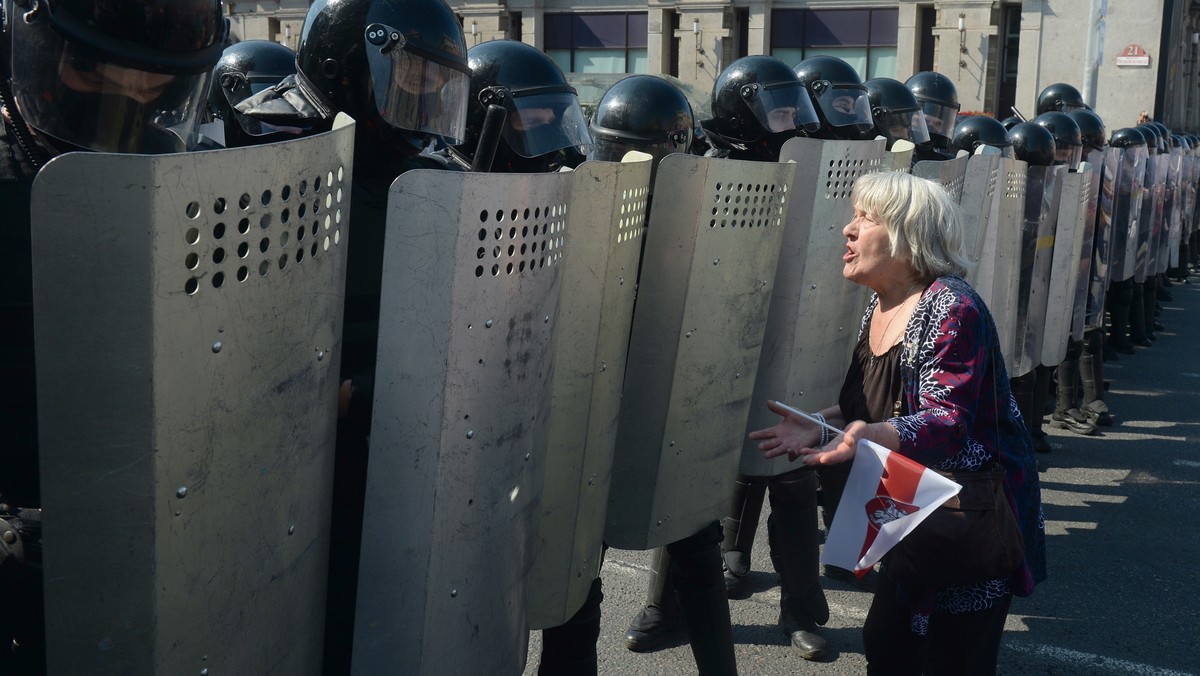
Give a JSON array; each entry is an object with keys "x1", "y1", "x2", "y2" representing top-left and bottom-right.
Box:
[{"x1": 868, "y1": 275, "x2": 1047, "y2": 597}]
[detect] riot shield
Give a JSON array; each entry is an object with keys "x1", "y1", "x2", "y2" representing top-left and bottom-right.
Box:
[
  {"x1": 1085, "y1": 147, "x2": 1122, "y2": 332},
  {"x1": 604, "y1": 154, "x2": 794, "y2": 550},
  {"x1": 883, "y1": 139, "x2": 914, "y2": 172},
  {"x1": 1012, "y1": 165, "x2": 1065, "y2": 377},
  {"x1": 32, "y1": 116, "x2": 355, "y2": 674},
  {"x1": 1041, "y1": 164, "x2": 1093, "y2": 366},
  {"x1": 738, "y1": 137, "x2": 884, "y2": 478},
  {"x1": 977, "y1": 158, "x2": 1027, "y2": 374},
  {"x1": 1110, "y1": 144, "x2": 1146, "y2": 283},
  {"x1": 1166, "y1": 147, "x2": 1184, "y2": 270},
  {"x1": 959, "y1": 153, "x2": 1005, "y2": 283},
  {"x1": 1134, "y1": 152, "x2": 1157, "y2": 283},
  {"x1": 912, "y1": 153, "x2": 969, "y2": 203},
  {"x1": 1068, "y1": 157, "x2": 1102, "y2": 341},
  {"x1": 352, "y1": 169, "x2": 571, "y2": 674},
  {"x1": 527, "y1": 158, "x2": 652, "y2": 629}
]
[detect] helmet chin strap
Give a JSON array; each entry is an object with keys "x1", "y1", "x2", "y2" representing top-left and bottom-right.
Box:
[{"x1": 0, "y1": 9, "x2": 51, "y2": 168}]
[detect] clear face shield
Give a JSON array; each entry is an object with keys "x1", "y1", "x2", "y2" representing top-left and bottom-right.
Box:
[
  {"x1": 497, "y1": 89, "x2": 593, "y2": 158},
  {"x1": 587, "y1": 128, "x2": 689, "y2": 164},
  {"x1": 742, "y1": 81, "x2": 821, "y2": 136},
  {"x1": 10, "y1": 21, "x2": 210, "y2": 153},
  {"x1": 1056, "y1": 101, "x2": 1089, "y2": 112},
  {"x1": 365, "y1": 26, "x2": 470, "y2": 143},
  {"x1": 918, "y1": 100, "x2": 959, "y2": 140},
  {"x1": 876, "y1": 109, "x2": 930, "y2": 145},
  {"x1": 1055, "y1": 143, "x2": 1083, "y2": 167},
  {"x1": 812, "y1": 82, "x2": 873, "y2": 133}
]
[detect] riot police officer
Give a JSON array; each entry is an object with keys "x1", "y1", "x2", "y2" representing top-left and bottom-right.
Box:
[
  {"x1": 1104, "y1": 128, "x2": 1146, "y2": 358},
  {"x1": 1, "y1": 0, "x2": 227, "y2": 671},
  {"x1": 905, "y1": 71, "x2": 960, "y2": 160},
  {"x1": 587, "y1": 74, "x2": 698, "y2": 185},
  {"x1": 700, "y1": 55, "x2": 820, "y2": 162},
  {"x1": 864, "y1": 77, "x2": 930, "y2": 150},
  {"x1": 1007, "y1": 122, "x2": 1058, "y2": 454},
  {"x1": 285, "y1": 0, "x2": 471, "y2": 672},
  {"x1": 793, "y1": 55, "x2": 874, "y2": 141},
  {"x1": 450, "y1": 39, "x2": 591, "y2": 173},
  {"x1": 951, "y1": 115, "x2": 1014, "y2": 157},
  {"x1": 204, "y1": 40, "x2": 300, "y2": 148},
  {"x1": 1032, "y1": 112, "x2": 1099, "y2": 438},
  {"x1": 1036, "y1": 82, "x2": 1088, "y2": 115}
]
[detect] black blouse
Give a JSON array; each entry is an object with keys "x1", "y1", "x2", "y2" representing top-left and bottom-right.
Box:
[{"x1": 838, "y1": 320, "x2": 907, "y2": 425}]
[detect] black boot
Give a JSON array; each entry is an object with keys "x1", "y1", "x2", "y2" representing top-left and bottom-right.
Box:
[
  {"x1": 767, "y1": 469, "x2": 828, "y2": 661},
  {"x1": 1106, "y1": 279, "x2": 1136, "y2": 354},
  {"x1": 1142, "y1": 277, "x2": 1159, "y2": 341},
  {"x1": 668, "y1": 523, "x2": 739, "y2": 676},
  {"x1": 540, "y1": 577, "x2": 603, "y2": 676},
  {"x1": 623, "y1": 548, "x2": 683, "y2": 652},
  {"x1": 1080, "y1": 330, "x2": 1114, "y2": 426},
  {"x1": 1051, "y1": 341, "x2": 1097, "y2": 435},
  {"x1": 721, "y1": 474, "x2": 766, "y2": 598}
]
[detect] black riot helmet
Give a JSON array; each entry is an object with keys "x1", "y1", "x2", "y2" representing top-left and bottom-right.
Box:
[
  {"x1": 1108, "y1": 127, "x2": 1147, "y2": 149},
  {"x1": 793, "y1": 55, "x2": 873, "y2": 140},
  {"x1": 1151, "y1": 122, "x2": 1172, "y2": 152},
  {"x1": 4, "y1": 0, "x2": 227, "y2": 154},
  {"x1": 1033, "y1": 112, "x2": 1083, "y2": 166},
  {"x1": 704, "y1": 55, "x2": 820, "y2": 161},
  {"x1": 1000, "y1": 116, "x2": 1022, "y2": 131},
  {"x1": 951, "y1": 115, "x2": 1013, "y2": 158},
  {"x1": 1138, "y1": 123, "x2": 1163, "y2": 154},
  {"x1": 1066, "y1": 109, "x2": 1105, "y2": 152},
  {"x1": 864, "y1": 77, "x2": 930, "y2": 149},
  {"x1": 207, "y1": 40, "x2": 298, "y2": 148},
  {"x1": 1035, "y1": 83, "x2": 1087, "y2": 115},
  {"x1": 588, "y1": 75, "x2": 694, "y2": 183},
  {"x1": 1009, "y1": 122, "x2": 1056, "y2": 166},
  {"x1": 297, "y1": 0, "x2": 470, "y2": 149},
  {"x1": 904, "y1": 71, "x2": 960, "y2": 148},
  {"x1": 456, "y1": 39, "x2": 591, "y2": 173}
]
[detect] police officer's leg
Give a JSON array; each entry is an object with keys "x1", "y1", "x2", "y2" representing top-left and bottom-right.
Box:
[
  {"x1": 539, "y1": 576, "x2": 604, "y2": 676},
  {"x1": 1010, "y1": 372, "x2": 1050, "y2": 453},
  {"x1": 1080, "y1": 328, "x2": 1113, "y2": 426},
  {"x1": 623, "y1": 546, "x2": 682, "y2": 651},
  {"x1": 767, "y1": 468, "x2": 829, "y2": 661},
  {"x1": 1142, "y1": 276, "x2": 1160, "y2": 341},
  {"x1": 1050, "y1": 340, "x2": 1097, "y2": 435},
  {"x1": 1128, "y1": 281, "x2": 1150, "y2": 345},
  {"x1": 666, "y1": 522, "x2": 738, "y2": 676},
  {"x1": 721, "y1": 473, "x2": 766, "y2": 597},
  {"x1": 1106, "y1": 278, "x2": 1135, "y2": 354}
]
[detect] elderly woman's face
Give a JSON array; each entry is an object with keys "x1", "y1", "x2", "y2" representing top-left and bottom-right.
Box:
[{"x1": 842, "y1": 202, "x2": 910, "y2": 289}]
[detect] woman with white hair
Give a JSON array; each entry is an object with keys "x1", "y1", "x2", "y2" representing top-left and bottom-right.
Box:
[{"x1": 751, "y1": 171, "x2": 1045, "y2": 674}]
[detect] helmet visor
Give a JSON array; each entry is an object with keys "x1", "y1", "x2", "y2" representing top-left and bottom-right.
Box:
[
  {"x1": 918, "y1": 101, "x2": 958, "y2": 138},
  {"x1": 11, "y1": 25, "x2": 208, "y2": 153},
  {"x1": 745, "y1": 81, "x2": 820, "y2": 135},
  {"x1": 1057, "y1": 101, "x2": 1089, "y2": 112},
  {"x1": 814, "y1": 84, "x2": 873, "y2": 132},
  {"x1": 368, "y1": 41, "x2": 470, "y2": 143},
  {"x1": 877, "y1": 109, "x2": 930, "y2": 145},
  {"x1": 220, "y1": 74, "x2": 300, "y2": 137},
  {"x1": 501, "y1": 91, "x2": 593, "y2": 158},
  {"x1": 1055, "y1": 144, "x2": 1083, "y2": 167},
  {"x1": 588, "y1": 136, "x2": 681, "y2": 164}
]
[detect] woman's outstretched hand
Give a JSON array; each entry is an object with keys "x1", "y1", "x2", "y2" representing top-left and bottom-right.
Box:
[{"x1": 750, "y1": 400, "x2": 830, "y2": 462}]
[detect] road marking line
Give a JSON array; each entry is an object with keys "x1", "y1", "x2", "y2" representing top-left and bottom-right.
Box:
[
  {"x1": 1006, "y1": 642, "x2": 1195, "y2": 676},
  {"x1": 1174, "y1": 459, "x2": 1200, "y2": 468}
]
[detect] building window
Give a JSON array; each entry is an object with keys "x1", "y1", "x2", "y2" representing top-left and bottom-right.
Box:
[
  {"x1": 770, "y1": 8, "x2": 899, "y2": 79},
  {"x1": 545, "y1": 12, "x2": 648, "y2": 74}
]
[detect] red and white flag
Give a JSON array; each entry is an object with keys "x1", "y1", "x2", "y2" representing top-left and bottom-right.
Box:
[{"x1": 821, "y1": 439, "x2": 962, "y2": 576}]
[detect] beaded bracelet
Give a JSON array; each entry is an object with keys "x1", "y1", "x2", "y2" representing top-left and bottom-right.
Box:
[{"x1": 813, "y1": 412, "x2": 832, "y2": 447}]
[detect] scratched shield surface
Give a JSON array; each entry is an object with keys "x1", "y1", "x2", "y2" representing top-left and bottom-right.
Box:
[
  {"x1": 737, "y1": 137, "x2": 883, "y2": 478},
  {"x1": 1011, "y1": 165, "x2": 1065, "y2": 377},
  {"x1": 1134, "y1": 151, "x2": 1158, "y2": 283},
  {"x1": 912, "y1": 152, "x2": 968, "y2": 202},
  {"x1": 1085, "y1": 147, "x2": 1121, "y2": 332},
  {"x1": 959, "y1": 153, "x2": 1004, "y2": 292},
  {"x1": 1041, "y1": 164, "x2": 1092, "y2": 366},
  {"x1": 527, "y1": 158, "x2": 651, "y2": 629},
  {"x1": 32, "y1": 116, "x2": 355, "y2": 674},
  {"x1": 604, "y1": 153, "x2": 793, "y2": 551},
  {"x1": 352, "y1": 169, "x2": 569, "y2": 675},
  {"x1": 1109, "y1": 144, "x2": 1145, "y2": 283}
]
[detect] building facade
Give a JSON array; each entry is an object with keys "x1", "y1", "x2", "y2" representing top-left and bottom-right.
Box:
[{"x1": 229, "y1": 0, "x2": 1200, "y2": 133}]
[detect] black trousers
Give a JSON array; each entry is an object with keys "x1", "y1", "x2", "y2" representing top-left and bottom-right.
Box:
[{"x1": 863, "y1": 569, "x2": 1012, "y2": 676}]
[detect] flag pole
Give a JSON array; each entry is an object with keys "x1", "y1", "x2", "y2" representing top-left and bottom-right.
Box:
[{"x1": 774, "y1": 402, "x2": 846, "y2": 439}]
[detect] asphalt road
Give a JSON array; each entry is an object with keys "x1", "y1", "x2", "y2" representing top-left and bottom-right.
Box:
[{"x1": 524, "y1": 274, "x2": 1200, "y2": 675}]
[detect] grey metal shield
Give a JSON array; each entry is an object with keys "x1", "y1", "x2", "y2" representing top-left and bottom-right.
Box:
[
  {"x1": 738, "y1": 137, "x2": 884, "y2": 478},
  {"x1": 1041, "y1": 164, "x2": 1093, "y2": 366},
  {"x1": 352, "y1": 169, "x2": 571, "y2": 674},
  {"x1": 1109, "y1": 144, "x2": 1146, "y2": 283},
  {"x1": 1165, "y1": 148, "x2": 1184, "y2": 270},
  {"x1": 1069, "y1": 158, "x2": 1102, "y2": 342},
  {"x1": 604, "y1": 153, "x2": 793, "y2": 550},
  {"x1": 527, "y1": 158, "x2": 652, "y2": 630},
  {"x1": 1134, "y1": 153, "x2": 1158, "y2": 283},
  {"x1": 959, "y1": 153, "x2": 1005, "y2": 283},
  {"x1": 984, "y1": 159, "x2": 1029, "y2": 376},
  {"x1": 1012, "y1": 165, "x2": 1065, "y2": 377},
  {"x1": 884, "y1": 142, "x2": 914, "y2": 172},
  {"x1": 32, "y1": 116, "x2": 355, "y2": 674},
  {"x1": 912, "y1": 153, "x2": 970, "y2": 203},
  {"x1": 1085, "y1": 147, "x2": 1122, "y2": 332}
]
